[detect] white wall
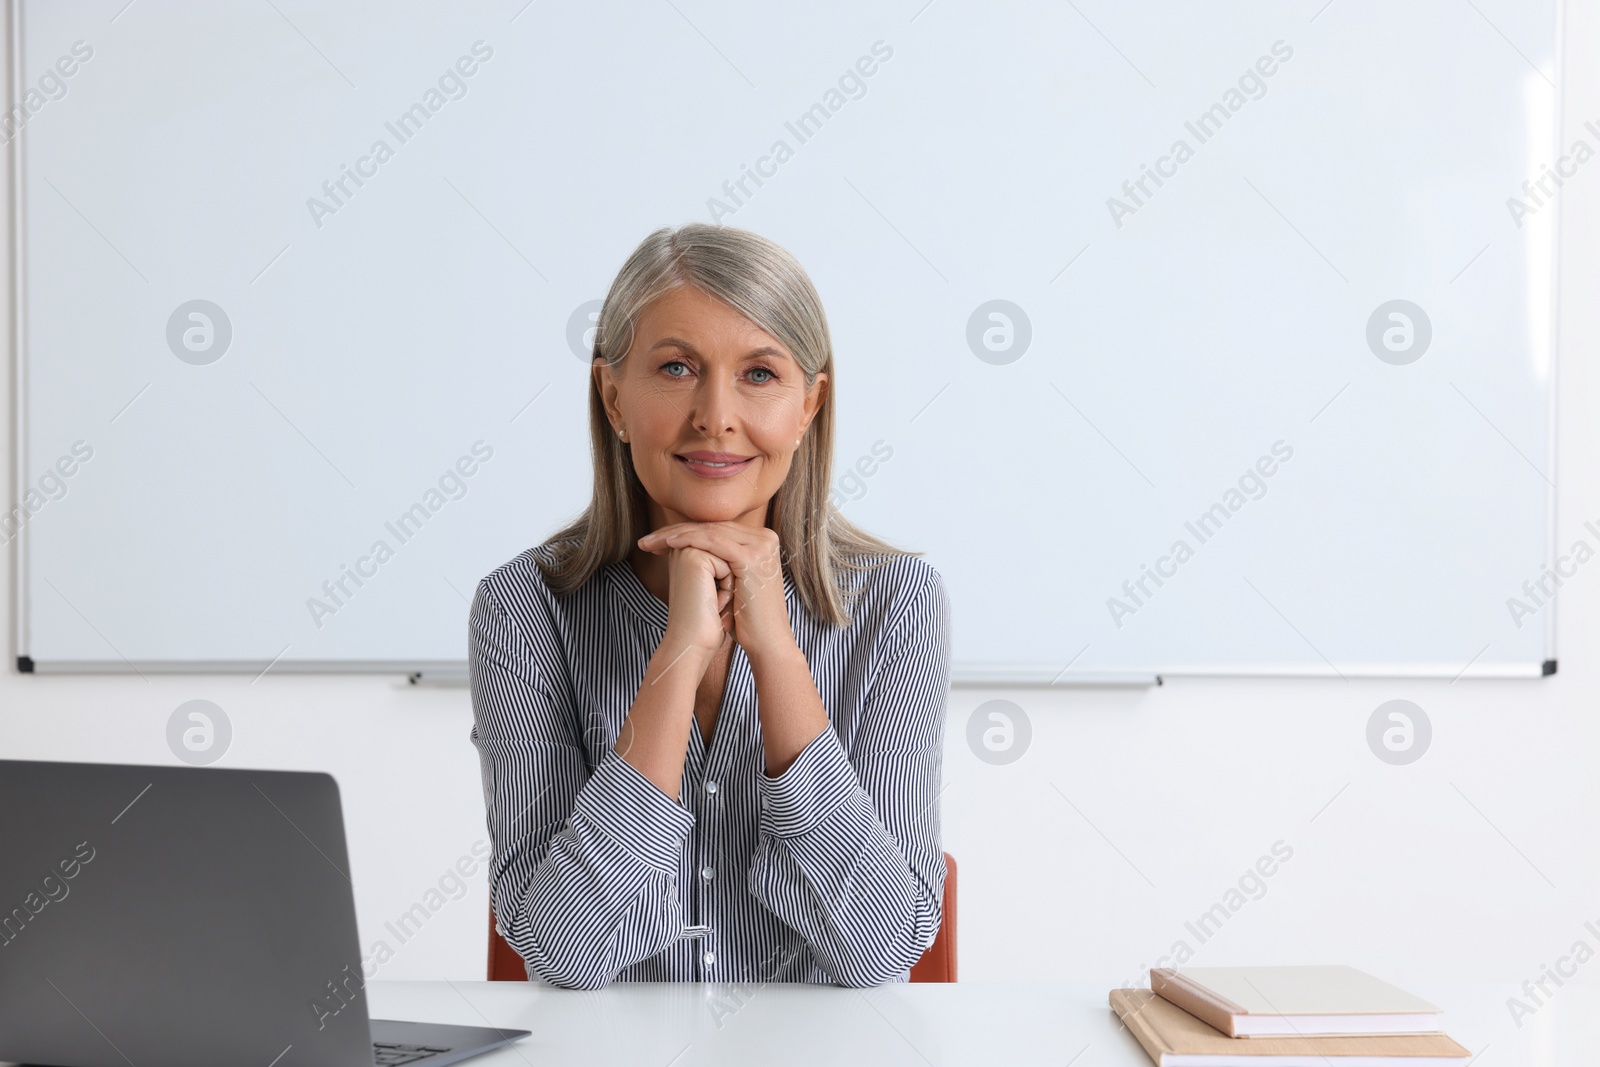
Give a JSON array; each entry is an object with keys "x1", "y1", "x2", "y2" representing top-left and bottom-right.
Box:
[{"x1": 4, "y1": 2, "x2": 1597, "y2": 1026}]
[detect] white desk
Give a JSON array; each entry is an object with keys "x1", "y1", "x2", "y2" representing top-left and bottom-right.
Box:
[{"x1": 369, "y1": 980, "x2": 1600, "y2": 1066}]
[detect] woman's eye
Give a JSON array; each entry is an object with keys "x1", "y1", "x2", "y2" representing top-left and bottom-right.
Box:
[
  {"x1": 662, "y1": 360, "x2": 690, "y2": 377},
  {"x1": 748, "y1": 366, "x2": 775, "y2": 384}
]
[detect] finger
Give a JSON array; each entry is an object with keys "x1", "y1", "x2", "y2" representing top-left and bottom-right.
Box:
[
  {"x1": 644, "y1": 526, "x2": 782, "y2": 589},
  {"x1": 671, "y1": 546, "x2": 732, "y2": 586},
  {"x1": 639, "y1": 525, "x2": 720, "y2": 556},
  {"x1": 651, "y1": 525, "x2": 761, "y2": 572},
  {"x1": 677, "y1": 542, "x2": 740, "y2": 582},
  {"x1": 699, "y1": 548, "x2": 733, "y2": 581},
  {"x1": 643, "y1": 521, "x2": 763, "y2": 546},
  {"x1": 637, "y1": 523, "x2": 710, "y2": 548}
]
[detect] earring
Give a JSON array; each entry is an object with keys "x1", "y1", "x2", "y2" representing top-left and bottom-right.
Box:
[{"x1": 618, "y1": 428, "x2": 627, "y2": 441}]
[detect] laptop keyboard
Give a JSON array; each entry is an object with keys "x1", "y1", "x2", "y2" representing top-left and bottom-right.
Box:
[{"x1": 373, "y1": 1041, "x2": 452, "y2": 1066}]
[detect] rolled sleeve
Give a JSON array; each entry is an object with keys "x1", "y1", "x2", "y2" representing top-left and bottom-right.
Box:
[
  {"x1": 758, "y1": 728, "x2": 858, "y2": 838},
  {"x1": 574, "y1": 751, "x2": 695, "y2": 871},
  {"x1": 470, "y1": 576, "x2": 693, "y2": 990},
  {"x1": 746, "y1": 565, "x2": 952, "y2": 987}
]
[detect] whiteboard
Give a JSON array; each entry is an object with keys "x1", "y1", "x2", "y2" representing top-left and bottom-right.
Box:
[{"x1": 12, "y1": 0, "x2": 1560, "y2": 679}]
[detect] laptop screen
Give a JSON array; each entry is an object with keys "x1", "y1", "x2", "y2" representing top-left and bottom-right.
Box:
[{"x1": 0, "y1": 760, "x2": 375, "y2": 1067}]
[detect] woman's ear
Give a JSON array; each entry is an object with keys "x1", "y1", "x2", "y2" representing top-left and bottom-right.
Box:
[
  {"x1": 594, "y1": 358, "x2": 625, "y2": 433},
  {"x1": 799, "y1": 371, "x2": 828, "y2": 434}
]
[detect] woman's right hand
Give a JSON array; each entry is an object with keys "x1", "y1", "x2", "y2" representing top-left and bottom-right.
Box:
[
  {"x1": 617, "y1": 544, "x2": 734, "y2": 793},
  {"x1": 661, "y1": 545, "x2": 734, "y2": 667}
]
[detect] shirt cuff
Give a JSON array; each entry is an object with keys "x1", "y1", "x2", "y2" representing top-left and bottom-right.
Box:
[
  {"x1": 758, "y1": 727, "x2": 859, "y2": 838},
  {"x1": 571, "y1": 751, "x2": 694, "y2": 873}
]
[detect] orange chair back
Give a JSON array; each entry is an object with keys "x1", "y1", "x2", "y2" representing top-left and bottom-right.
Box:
[
  {"x1": 488, "y1": 851, "x2": 957, "y2": 983},
  {"x1": 909, "y1": 852, "x2": 957, "y2": 983},
  {"x1": 487, "y1": 907, "x2": 529, "y2": 983}
]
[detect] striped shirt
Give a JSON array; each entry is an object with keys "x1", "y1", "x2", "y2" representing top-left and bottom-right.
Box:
[{"x1": 468, "y1": 542, "x2": 951, "y2": 990}]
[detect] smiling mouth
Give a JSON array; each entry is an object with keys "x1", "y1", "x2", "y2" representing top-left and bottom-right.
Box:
[{"x1": 676, "y1": 452, "x2": 755, "y2": 478}]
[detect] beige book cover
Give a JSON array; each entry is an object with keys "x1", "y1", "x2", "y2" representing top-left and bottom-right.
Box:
[
  {"x1": 1151, "y1": 966, "x2": 1442, "y2": 1038},
  {"x1": 1110, "y1": 989, "x2": 1470, "y2": 1066}
]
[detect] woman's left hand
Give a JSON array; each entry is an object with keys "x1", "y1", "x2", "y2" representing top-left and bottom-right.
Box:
[{"x1": 637, "y1": 522, "x2": 797, "y2": 666}]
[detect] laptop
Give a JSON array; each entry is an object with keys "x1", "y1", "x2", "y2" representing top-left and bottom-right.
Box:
[{"x1": 0, "y1": 759, "x2": 531, "y2": 1067}]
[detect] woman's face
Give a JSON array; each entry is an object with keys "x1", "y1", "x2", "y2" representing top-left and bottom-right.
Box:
[{"x1": 596, "y1": 285, "x2": 828, "y2": 530}]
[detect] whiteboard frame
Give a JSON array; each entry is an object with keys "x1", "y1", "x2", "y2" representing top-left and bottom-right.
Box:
[
  {"x1": 6, "y1": 0, "x2": 1564, "y2": 682},
  {"x1": 9, "y1": 0, "x2": 32, "y2": 678}
]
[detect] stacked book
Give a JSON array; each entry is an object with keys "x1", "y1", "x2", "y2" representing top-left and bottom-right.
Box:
[{"x1": 1109, "y1": 966, "x2": 1472, "y2": 1065}]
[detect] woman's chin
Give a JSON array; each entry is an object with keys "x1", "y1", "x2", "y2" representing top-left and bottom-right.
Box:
[
  {"x1": 658, "y1": 493, "x2": 761, "y2": 525},
  {"x1": 673, "y1": 505, "x2": 748, "y2": 524}
]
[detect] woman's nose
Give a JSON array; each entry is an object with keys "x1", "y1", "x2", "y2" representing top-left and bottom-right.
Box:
[{"x1": 689, "y1": 376, "x2": 736, "y2": 438}]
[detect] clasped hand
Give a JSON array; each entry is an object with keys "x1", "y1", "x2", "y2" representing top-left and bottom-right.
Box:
[{"x1": 636, "y1": 522, "x2": 796, "y2": 667}]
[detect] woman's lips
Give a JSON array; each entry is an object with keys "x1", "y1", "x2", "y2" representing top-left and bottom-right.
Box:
[{"x1": 676, "y1": 451, "x2": 755, "y2": 478}]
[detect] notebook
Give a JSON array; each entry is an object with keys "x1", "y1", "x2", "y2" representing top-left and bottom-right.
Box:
[
  {"x1": 1110, "y1": 989, "x2": 1470, "y2": 1067},
  {"x1": 1151, "y1": 966, "x2": 1442, "y2": 1038}
]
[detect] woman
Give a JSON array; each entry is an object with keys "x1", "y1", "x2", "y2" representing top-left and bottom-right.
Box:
[{"x1": 469, "y1": 223, "x2": 951, "y2": 990}]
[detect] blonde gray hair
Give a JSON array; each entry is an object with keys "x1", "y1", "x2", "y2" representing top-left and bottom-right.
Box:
[{"x1": 537, "y1": 222, "x2": 912, "y2": 627}]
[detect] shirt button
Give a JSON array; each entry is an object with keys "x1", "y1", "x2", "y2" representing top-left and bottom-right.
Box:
[
  {"x1": 700, "y1": 865, "x2": 714, "y2": 881},
  {"x1": 703, "y1": 950, "x2": 716, "y2": 967},
  {"x1": 705, "y1": 780, "x2": 718, "y2": 795}
]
